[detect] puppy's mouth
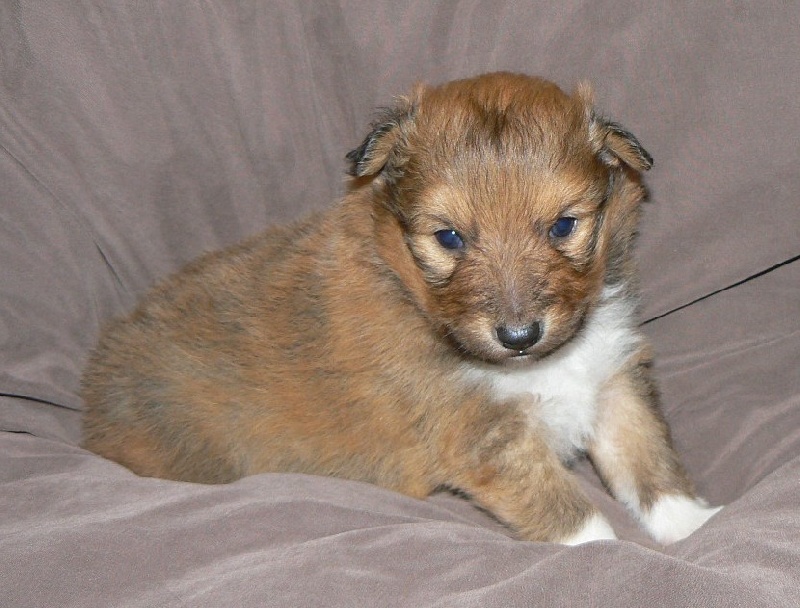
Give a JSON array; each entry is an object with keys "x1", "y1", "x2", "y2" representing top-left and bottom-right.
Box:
[
  {"x1": 447, "y1": 321, "x2": 550, "y2": 365},
  {"x1": 490, "y1": 328, "x2": 571, "y2": 365},
  {"x1": 482, "y1": 341, "x2": 552, "y2": 366},
  {"x1": 446, "y1": 309, "x2": 589, "y2": 366}
]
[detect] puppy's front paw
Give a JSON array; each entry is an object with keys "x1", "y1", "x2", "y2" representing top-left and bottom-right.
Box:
[
  {"x1": 642, "y1": 495, "x2": 723, "y2": 544},
  {"x1": 559, "y1": 513, "x2": 618, "y2": 545}
]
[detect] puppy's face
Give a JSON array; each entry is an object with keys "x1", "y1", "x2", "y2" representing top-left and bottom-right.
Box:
[{"x1": 349, "y1": 73, "x2": 652, "y2": 364}]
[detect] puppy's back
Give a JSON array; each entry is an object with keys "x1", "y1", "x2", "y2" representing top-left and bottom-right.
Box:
[{"x1": 81, "y1": 215, "x2": 327, "y2": 481}]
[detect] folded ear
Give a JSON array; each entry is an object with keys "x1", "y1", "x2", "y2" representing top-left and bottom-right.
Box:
[
  {"x1": 594, "y1": 118, "x2": 654, "y2": 172},
  {"x1": 577, "y1": 82, "x2": 653, "y2": 172},
  {"x1": 346, "y1": 94, "x2": 418, "y2": 178}
]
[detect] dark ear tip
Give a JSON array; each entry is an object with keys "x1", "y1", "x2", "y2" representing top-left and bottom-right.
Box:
[
  {"x1": 641, "y1": 150, "x2": 654, "y2": 171},
  {"x1": 637, "y1": 148, "x2": 654, "y2": 172},
  {"x1": 345, "y1": 146, "x2": 364, "y2": 176}
]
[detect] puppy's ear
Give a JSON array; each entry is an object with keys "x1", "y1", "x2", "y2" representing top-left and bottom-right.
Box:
[
  {"x1": 577, "y1": 82, "x2": 654, "y2": 172},
  {"x1": 346, "y1": 91, "x2": 419, "y2": 178},
  {"x1": 593, "y1": 119, "x2": 654, "y2": 172}
]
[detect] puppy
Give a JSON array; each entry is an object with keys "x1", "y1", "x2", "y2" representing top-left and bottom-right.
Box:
[{"x1": 82, "y1": 72, "x2": 721, "y2": 544}]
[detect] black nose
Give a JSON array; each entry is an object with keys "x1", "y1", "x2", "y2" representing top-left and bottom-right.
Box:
[{"x1": 496, "y1": 323, "x2": 541, "y2": 351}]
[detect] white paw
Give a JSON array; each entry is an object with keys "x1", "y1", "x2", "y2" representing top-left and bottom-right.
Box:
[
  {"x1": 560, "y1": 512, "x2": 618, "y2": 545},
  {"x1": 642, "y1": 495, "x2": 723, "y2": 544}
]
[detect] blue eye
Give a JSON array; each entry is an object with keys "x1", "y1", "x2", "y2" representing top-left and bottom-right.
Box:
[
  {"x1": 549, "y1": 217, "x2": 577, "y2": 238},
  {"x1": 434, "y1": 229, "x2": 465, "y2": 250}
]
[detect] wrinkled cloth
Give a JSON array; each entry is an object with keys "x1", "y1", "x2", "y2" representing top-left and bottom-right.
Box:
[{"x1": 2, "y1": 2, "x2": 799, "y2": 606}]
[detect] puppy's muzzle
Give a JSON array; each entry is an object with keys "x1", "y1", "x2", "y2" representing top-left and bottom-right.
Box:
[{"x1": 496, "y1": 322, "x2": 541, "y2": 352}]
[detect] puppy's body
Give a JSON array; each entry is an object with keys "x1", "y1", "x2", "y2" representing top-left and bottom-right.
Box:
[{"x1": 82, "y1": 73, "x2": 720, "y2": 544}]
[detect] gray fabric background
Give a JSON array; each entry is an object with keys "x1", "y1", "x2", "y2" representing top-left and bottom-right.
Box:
[{"x1": 2, "y1": 2, "x2": 799, "y2": 606}]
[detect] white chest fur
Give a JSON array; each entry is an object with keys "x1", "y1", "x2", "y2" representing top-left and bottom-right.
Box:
[{"x1": 463, "y1": 286, "x2": 644, "y2": 459}]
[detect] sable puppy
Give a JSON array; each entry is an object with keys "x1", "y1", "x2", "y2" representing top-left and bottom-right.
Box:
[{"x1": 82, "y1": 72, "x2": 721, "y2": 544}]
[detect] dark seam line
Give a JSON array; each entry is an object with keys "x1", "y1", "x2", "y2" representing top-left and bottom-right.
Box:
[
  {"x1": 94, "y1": 242, "x2": 127, "y2": 292},
  {"x1": 0, "y1": 392, "x2": 76, "y2": 410},
  {"x1": 642, "y1": 253, "x2": 800, "y2": 326}
]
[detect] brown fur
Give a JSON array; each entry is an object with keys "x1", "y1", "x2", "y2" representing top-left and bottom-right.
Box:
[
  {"x1": 589, "y1": 351, "x2": 696, "y2": 512},
  {"x1": 82, "y1": 73, "x2": 699, "y2": 543}
]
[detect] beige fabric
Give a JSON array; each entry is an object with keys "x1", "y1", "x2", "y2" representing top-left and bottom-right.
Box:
[{"x1": 1, "y1": 2, "x2": 798, "y2": 606}]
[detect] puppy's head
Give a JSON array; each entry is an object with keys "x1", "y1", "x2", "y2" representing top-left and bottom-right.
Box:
[{"x1": 348, "y1": 72, "x2": 652, "y2": 364}]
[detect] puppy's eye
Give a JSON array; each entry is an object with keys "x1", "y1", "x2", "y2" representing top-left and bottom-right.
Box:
[
  {"x1": 434, "y1": 229, "x2": 465, "y2": 250},
  {"x1": 549, "y1": 217, "x2": 577, "y2": 239}
]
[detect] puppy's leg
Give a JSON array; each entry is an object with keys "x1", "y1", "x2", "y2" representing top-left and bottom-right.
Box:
[
  {"x1": 588, "y1": 360, "x2": 722, "y2": 544},
  {"x1": 437, "y1": 401, "x2": 616, "y2": 544}
]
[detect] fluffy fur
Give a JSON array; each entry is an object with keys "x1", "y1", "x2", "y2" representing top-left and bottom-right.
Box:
[{"x1": 82, "y1": 72, "x2": 720, "y2": 544}]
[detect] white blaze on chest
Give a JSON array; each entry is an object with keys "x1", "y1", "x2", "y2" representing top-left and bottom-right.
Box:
[{"x1": 464, "y1": 286, "x2": 644, "y2": 459}]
